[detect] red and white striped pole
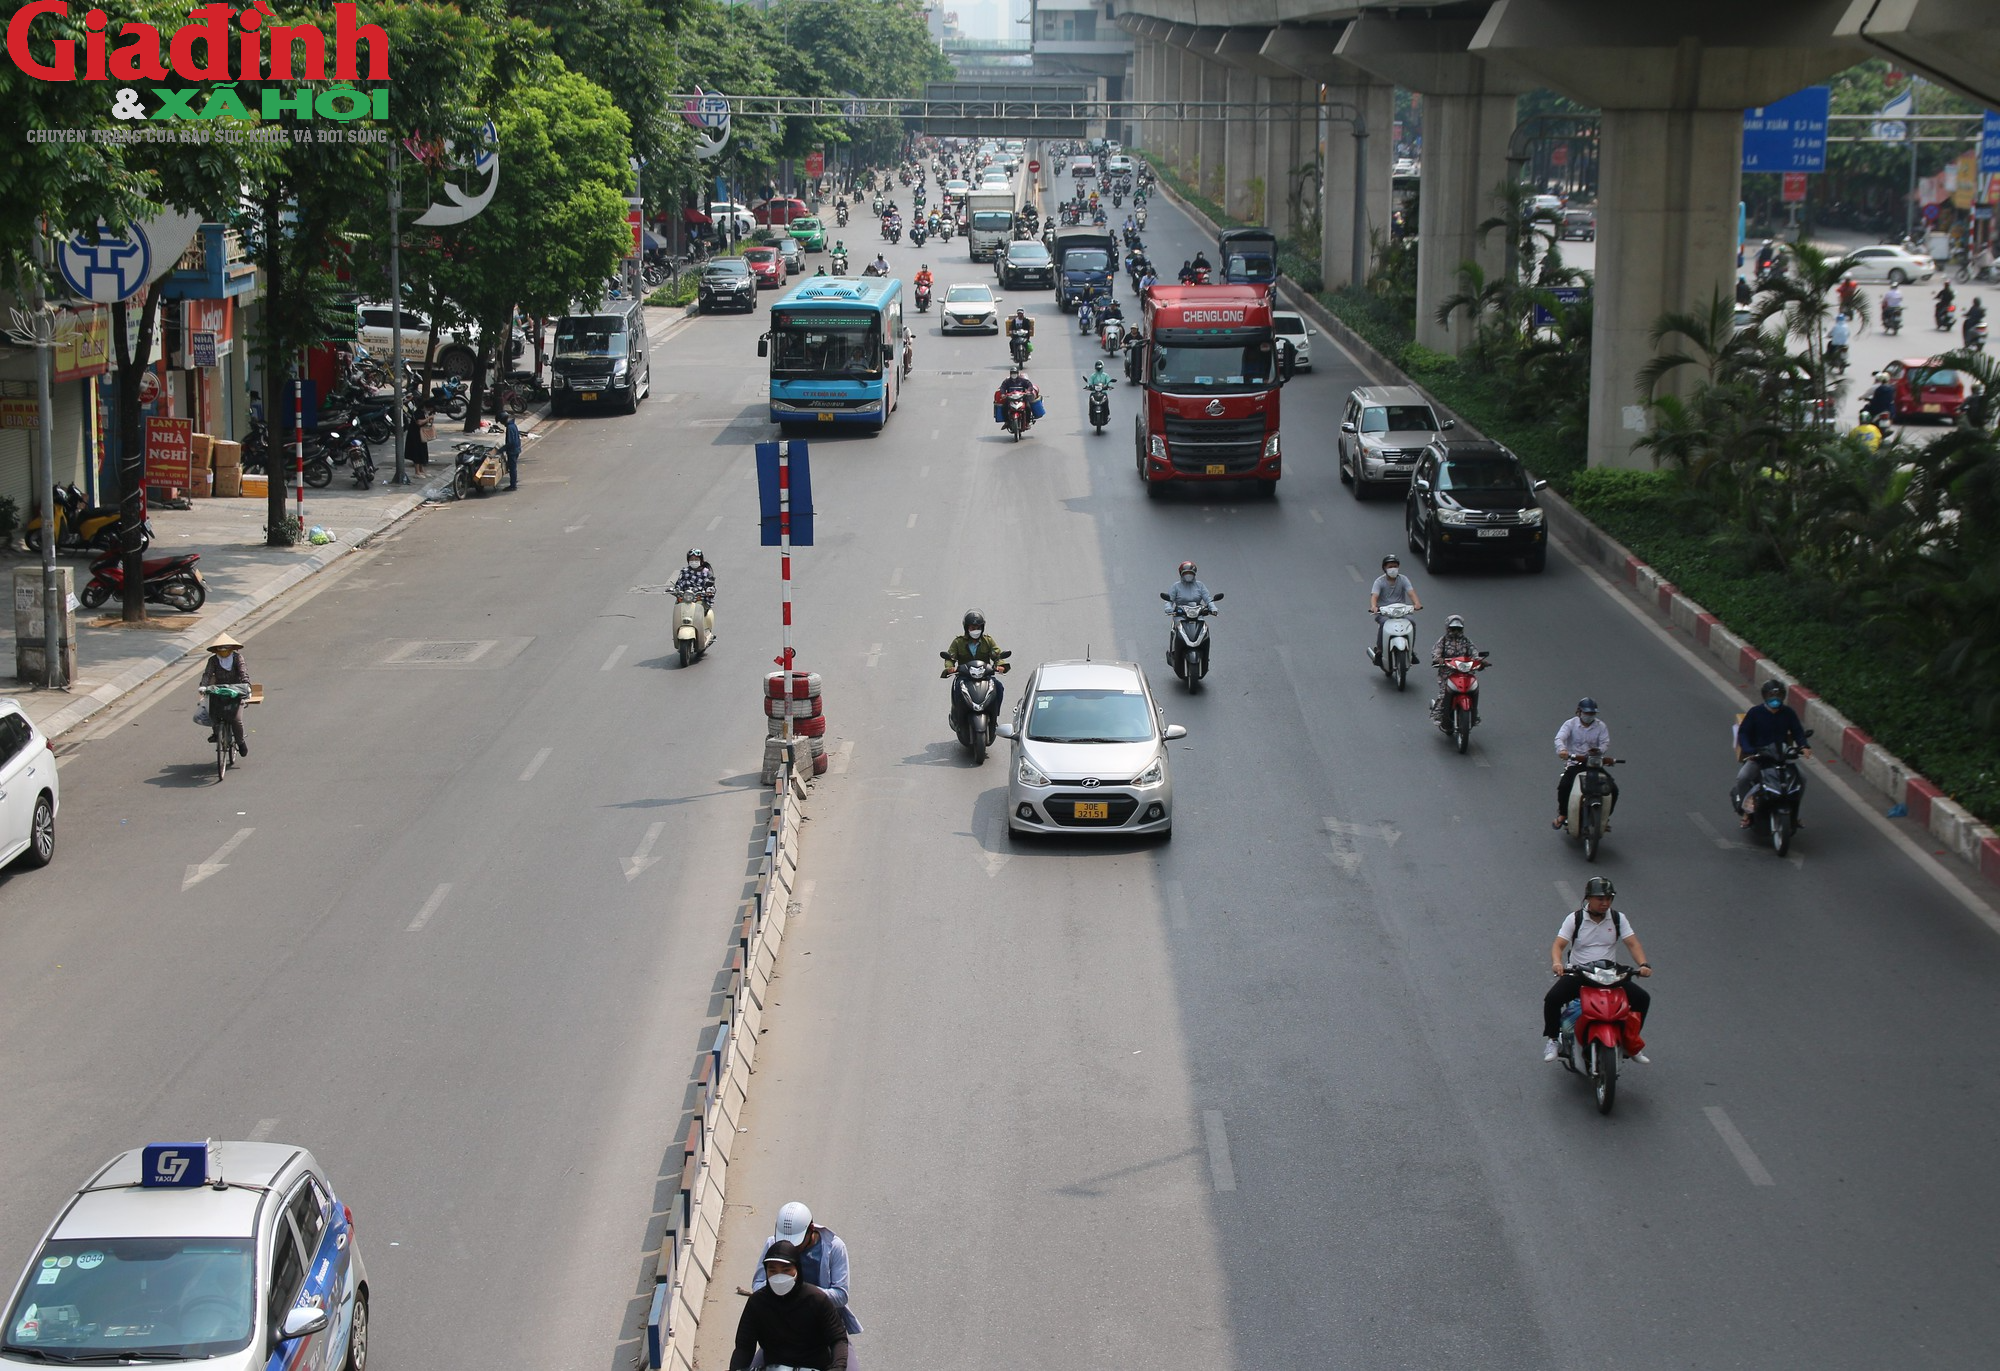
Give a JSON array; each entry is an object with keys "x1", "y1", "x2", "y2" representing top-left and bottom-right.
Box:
[
  {"x1": 779, "y1": 439, "x2": 794, "y2": 748},
  {"x1": 293, "y1": 356, "x2": 305, "y2": 528}
]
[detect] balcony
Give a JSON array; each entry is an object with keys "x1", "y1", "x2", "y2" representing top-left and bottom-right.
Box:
[{"x1": 158, "y1": 224, "x2": 258, "y2": 301}]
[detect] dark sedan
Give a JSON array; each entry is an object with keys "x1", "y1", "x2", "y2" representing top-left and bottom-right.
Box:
[
  {"x1": 697, "y1": 259, "x2": 757, "y2": 314},
  {"x1": 1405, "y1": 439, "x2": 1550, "y2": 573},
  {"x1": 998, "y1": 241, "x2": 1054, "y2": 290}
]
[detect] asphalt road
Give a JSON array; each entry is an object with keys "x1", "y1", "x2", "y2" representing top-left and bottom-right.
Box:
[
  {"x1": 694, "y1": 157, "x2": 2000, "y2": 1370},
  {"x1": 0, "y1": 329, "x2": 786, "y2": 1370}
]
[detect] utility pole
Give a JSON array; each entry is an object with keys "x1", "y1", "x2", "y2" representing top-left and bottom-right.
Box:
[
  {"x1": 389, "y1": 140, "x2": 409, "y2": 484},
  {"x1": 28, "y1": 228, "x2": 65, "y2": 687}
]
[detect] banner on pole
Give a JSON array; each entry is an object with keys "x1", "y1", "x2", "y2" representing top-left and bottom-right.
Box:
[{"x1": 756, "y1": 440, "x2": 816, "y2": 546}]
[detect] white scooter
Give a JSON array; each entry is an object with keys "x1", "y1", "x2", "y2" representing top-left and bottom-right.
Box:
[
  {"x1": 673, "y1": 591, "x2": 713, "y2": 667},
  {"x1": 1373, "y1": 603, "x2": 1416, "y2": 690},
  {"x1": 1563, "y1": 749, "x2": 1620, "y2": 862}
]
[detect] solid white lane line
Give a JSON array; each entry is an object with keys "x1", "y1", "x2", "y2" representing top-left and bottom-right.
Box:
[
  {"x1": 624, "y1": 822, "x2": 667, "y2": 882},
  {"x1": 564, "y1": 514, "x2": 592, "y2": 533},
  {"x1": 827, "y1": 740, "x2": 854, "y2": 775},
  {"x1": 864, "y1": 643, "x2": 883, "y2": 668},
  {"x1": 1164, "y1": 879, "x2": 1190, "y2": 931},
  {"x1": 906, "y1": 513, "x2": 918, "y2": 528},
  {"x1": 1202, "y1": 1110, "x2": 1238, "y2": 1192},
  {"x1": 183, "y1": 828, "x2": 255, "y2": 891},
  {"x1": 1346, "y1": 563, "x2": 1364, "y2": 583},
  {"x1": 519, "y1": 747, "x2": 552, "y2": 783},
  {"x1": 1310, "y1": 507, "x2": 1324, "y2": 524},
  {"x1": 406, "y1": 883, "x2": 452, "y2": 933},
  {"x1": 601, "y1": 644, "x2": 627, "y2": 672},
  {"x1": 248, "y1": 1117, "x2": 280, "y2": 1142},
  {"x1": 1704, "y1": 1106, "x2": 1775, "y2": 1186},
  {"x1": 706, "y1": 514, "x2": 723, "y2": 531},
  {"x1": 1565, "y1": 550, "x2": 2000, "y2": 934}
]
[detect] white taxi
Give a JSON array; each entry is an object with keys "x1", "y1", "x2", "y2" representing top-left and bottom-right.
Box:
[{"x1": 2, "y1": 1141, "x2": 368, "y2": 1369}]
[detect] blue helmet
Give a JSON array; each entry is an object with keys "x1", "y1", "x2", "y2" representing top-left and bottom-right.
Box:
[{"x1": 1576, "y1": 697, "x2": 1598, "y2": 715}]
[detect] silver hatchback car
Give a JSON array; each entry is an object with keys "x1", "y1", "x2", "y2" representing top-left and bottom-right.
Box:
[{"x1": 998, "y1": 660, "x2": 1184, "y2": 840}]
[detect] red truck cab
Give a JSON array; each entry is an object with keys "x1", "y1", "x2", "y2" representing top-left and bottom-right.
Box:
[{"x1": 1134, "y1": 285, "x2": 1286, "y2": 496}]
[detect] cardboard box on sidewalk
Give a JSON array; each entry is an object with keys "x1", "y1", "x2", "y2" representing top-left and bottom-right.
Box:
[
  {"x1": 212, "y1": 467, "x2": 242, "y2": 498},
  {"x1": 190, "y1": 433, "x2": 214, "y2": 469},
  {"x1": 212, "y1": 440, "x2": 242, "y2": 470},
  {"x1": 189, "y1": 469, "x2": 213, "y2": 497}
]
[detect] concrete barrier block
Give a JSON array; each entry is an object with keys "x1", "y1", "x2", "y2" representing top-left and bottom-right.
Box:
[
  {"x1": 1859, "y1": 742, "x2": 1908, "y2": 802},
  {"x1": 1666, "y1": 593, "x2": 1703, "y2": 635},
  {"x1": 736, "y1": 987, "x2": 763, "y2": 1042},
  {"x1": 1799, "y1": 696, "x2": 1844, "y2": 748},
  {"x1": 691, "y1": 1178, "x2": 721, "y2": 1275},
  {"x1": 1694, "y1": 612, "x2": 1719, "y2": 647},
  {"x1": 1905, "y1": 776, "x2": 1943, "y2": 829},
  {"x1": 1982, "y1": 835, "x2": 2000, "y2": 887},
  {"x1": 674, "y1": 1271, "x2": 704, "y2": 1340},
  {"x1": 1840, "y1": 726, "x2": 1872, "y2": 773},
  {"x1": 748, "y1": 946, "x2": 772, "y2": 1006},
  {"x1": 1738, "y1": 645, "x2": 1768, "y2": 682},
  {"x1": 703, "y1": 1125, "x2": 729, "y2": 1190},
  {"x1": 1655, "y1": 580, "x2": 1678, "y2": 614},
  {"x1": 1929, "y1": 797, "x2": 1981, "y2": 861},
  {"x1": 1707, "y1": 623, "x2": 1745, "y2": 671}
]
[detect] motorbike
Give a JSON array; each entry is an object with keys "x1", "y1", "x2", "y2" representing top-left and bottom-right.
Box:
[
  {"x1": 673, "y1": 591, "x2": 713, "y2": 667},
  {"x1": 1881, "y1": 303, "x2": 1903, "y2": 335},
  {"x1": 1078, "y1": 299, "x2": 1097, "y2": 334},
  {"x1": 1966, "y1": 317, "x2": 1989, "y2": 352},
  {"x1": 939, "y1": 217, "x2": 954, "y2": 242},
  {"x1": 1160, "y1": 591, "x2": 1223, "y2": 692},
  {"x1": 998, "y1": 388, "x2": 1037, "y2": 441},
  {"x1": 836, "y1": 204, "x2": 849, "y2": 227},
  {"x1": 1100, "y1": 317, "x2": 1125, "y2": 354},
  {"x1": 831, "y1": 250, "x2": 849, "y2": 275},
  {"x1": 1936, "y1": 299, "x2": 1957, "y2": 332},
  {"x1": 346, "y1": 435, "x2": 378, "y2": 489},
  {"x1": 1086, "y1": 376, "x2": 1112, "y2": 433},
  {"x1": 1825, "y1": 342, "x2": 1848, "y2": 376},
  {"x1": 1741, "y1": 733, "x2": 1812, "y2": 856},
  {"x1": 1136, "y1": 208, "x2": 1147, "y2": 230},
  {"x1": 902, "y1": 333, "x2": 915, "y2": 380},
  {"x1": 448, "y1": 440, "x2": 494, "y2": 500},
  {"x1": 1432, "y1": 651, "x2": 1489, "y2": 753},
  {"x1": 1008, "y1": 332, "x2": 1032, "y2": 365},
  {"x1": 941, "y1": 649, "x2": 1010, "y2": 763},
  {"x1": 1373, "y1": 604, "x2": 1417, "y2": 690},
  {"x1": 423, "y1": 373, "x2": 469, "y2": 420},
  {"x1": 307, "y1": 420, "x2": 365, "y2": 490},
  {"x1": 78, "y1": 549, "x2": 204, "y2": 612},
  {"x1": 25, "y1": 484, "x2": 141, "y2": 554},
  {"x1": 915, "y1": 281, "x2": 933, "y2": 312},
  {"x1": 1562, "y1": 750, "x2": 1619, "y2": 861},
  {"x1": 871, "y1": 195, "x2": 884, "y2": 215},
  {"x1": 1554, "y1": 960, "x2": 1645, "y2": 1115},
  {"x1": 1041, "y1": 224, "x2": 1055, "y2": 249},
  {"x1": 1124, "y1": 333, "x2": 1145, "y2": 384},
  {"x1": 911, "y1": 223, "x2": 929, "y2": 248}
]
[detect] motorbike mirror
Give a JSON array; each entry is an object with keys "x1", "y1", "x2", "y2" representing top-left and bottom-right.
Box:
[
  {"x1": 939, "y1": 650, "x2": 953, "y2": 661},
  {"x1": 1476, "y1": 648, "x2": 1489, "y2": 657},
  {"x1": 996, "y1": 722, "x2": 1018, "y2": 739},
  {"x1": 996, "y1": 649, "x2": 1012, "y2": 659},
  {"x1": 1803, "y1": 729, "x2": 1814, "y2": 738},
  {"x1": 1211, "y1": 592, "x2": 1224, "y2": 601},
  {"x1": 1163, "y1": 724, "x2": 1188, "y2": 741},
  {"x1": 1159, "y1": 591, "x2": 1171, "y2": 601}
]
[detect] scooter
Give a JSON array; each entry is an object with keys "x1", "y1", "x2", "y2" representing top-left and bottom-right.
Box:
[
  {"x1": 673, "y1": 591, "x2": 713, "y2": 667},
  {"x1": 1100, "y1": 316, "x2": 1125, "y2": 353},
  {"x1": 1009, "y1": 332, "x2": 1032, "y2": 365},
  {"x1": 911, "y1": 223, "x2": 929, "y2": 248},
  {"x1": 1741, "y1": 733, "x2": 1811, "y2": 856},
  {"x1": 1000, "y1": 390, "x2": 1035, "y2": 441},
  {"x1": 831, "y1": 250, "x2": 849, "y2": 275},
  {"x1": 1160, "y1": 591, "x2": 1223, "y2": 692},
  {"x1": 1078, "y1": 298, "x2": 1097, "y2": 335},
  {"x1": 915, "y1": 280, "x2": 933, "y2": 312},
  {"x1": 1936, "y1": 299, "x2": 1957, "y2": 332},
  {"x1": 941, "y1": 649, "x2": 1010, "y2": 763},
  {"x1": 347, "y1": 437, "x2": 378, "y2": 489},
  {"x1": 25, "y1": 484, "x2": 142, "y2": 554},
  {"x1": 78, "y1": 549, "x2": 204, "y2": 612},
  {"x1": 1086, "y1": 376, "x2": 1112, "y2": 433},
  {"x1": 1966, "y1": 317, "x2": 1989, "y2": 352},
  {"x1": 1562, "y1": 750, "x2": 1619, "y2": 862},
  {"x1": 1432, "y1": 651, "x2": 1489, "y2": 753},
  {"x1": 449, "y1": 441, "x2": 494, "y2": 500},
  {"x1": 835, "y1": 204, "x2": 849, "y2": 227},
  {"x1": 1373, "y1": 604, "x2": 1417, "y2": 690},
  {"x1": 1554, "y1": 960, "x2": 1646, "y2": 1116},
  {"x1": 1882, "y1": 303, "x2": 1903, "y2": 335}
]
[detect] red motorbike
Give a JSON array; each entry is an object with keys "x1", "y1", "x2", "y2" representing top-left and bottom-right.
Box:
[
  {"x1": 1433, "y1": 652, "x2": 1489, "y2": 753},
  {"x1": 79, "y1": 550, "x2": 205, "y2": 612},
  {"x1": 1555, "y1": 960, "x2": 1646, "y2": 1115}
]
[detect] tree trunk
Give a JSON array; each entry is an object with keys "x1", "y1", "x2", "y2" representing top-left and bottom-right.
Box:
[
  {"x1": 264, "y1": 191, "x2": 293, "y2": 546},
  {"x1": 109, "y1": 287, "x2": 162, "y2": 624}
]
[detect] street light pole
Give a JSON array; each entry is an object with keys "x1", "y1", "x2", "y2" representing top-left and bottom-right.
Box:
[
  {"x1": 389, "y1": 140, "x2": 409, "y2": 485},
  {"x1": 29, "y1": 228, "x2": 65, "y2": 688}
]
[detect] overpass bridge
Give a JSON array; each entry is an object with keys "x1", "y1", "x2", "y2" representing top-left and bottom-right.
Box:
[{"x1": 1113, "y1": 0, "x2": 1997, "y2": 468}]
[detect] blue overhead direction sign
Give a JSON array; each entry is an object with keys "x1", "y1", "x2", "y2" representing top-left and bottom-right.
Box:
[
  {"x1": 1743, "y1": 87, "x2": 1830, "y2": 173},
  {"x1": 1982, "y1": 111, "x2": 2000, "y2": 176}
]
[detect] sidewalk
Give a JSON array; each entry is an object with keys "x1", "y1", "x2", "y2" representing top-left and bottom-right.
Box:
[{"x1": 1, "y1": 410, "x2": 548, "y2": 743}]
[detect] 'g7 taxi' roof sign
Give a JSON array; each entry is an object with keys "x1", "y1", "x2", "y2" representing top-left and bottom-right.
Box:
[{"x1": 141, "y1": 1141, "x2": 218, "y2": 1188}]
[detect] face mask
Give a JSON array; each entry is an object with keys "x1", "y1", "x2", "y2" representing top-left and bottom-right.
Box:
[
  {"x1": 1384, "y1": 568, "x2": 1399, "y2": 580},
  {"x1": 967, "y1": 630, "x2": 981, "y2": 640},
  {"x1": 1764, "y1": 698, "x2": 1782, "y2": 710},
  {"x1": 1181, "y1": 574, "x2": 1195, "y2": 584},
  {"x1": 766, "y1": 1273, "x2": 796, "y2": 1296}
]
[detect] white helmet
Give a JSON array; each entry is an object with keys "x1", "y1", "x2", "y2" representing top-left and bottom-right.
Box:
[{"x1": 774, "y1": 1201, "x2": 813, "y2": 1243}]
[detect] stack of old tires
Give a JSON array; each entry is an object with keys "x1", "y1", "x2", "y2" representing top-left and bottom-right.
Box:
[{"x1": 765, "y1": 670, "x2": 828, "y2": 775}]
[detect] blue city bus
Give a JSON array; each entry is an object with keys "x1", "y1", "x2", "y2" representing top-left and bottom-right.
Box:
[{"x1": 760, "y1": 276, "x2": 906, "y2": 431}]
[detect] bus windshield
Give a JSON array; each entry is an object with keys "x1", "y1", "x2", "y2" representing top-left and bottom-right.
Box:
[
  {"x1": 1151, "y1": 339, "x2": 1275, "y2": 391},
  {"x1": 770, "y1": 312, "x2": 882, "y2": 379}
]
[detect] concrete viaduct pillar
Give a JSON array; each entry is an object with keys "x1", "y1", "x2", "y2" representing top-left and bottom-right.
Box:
[
  {"x1": 1473, "y1": 0, "x2": 1862, "y2": 466},
  {"x1": 1214, "y1": 29, "x2": 1296, "y2": 227},
  {"x1": 1337, "y1": 14, "x2": 1531, "y2": 356},
  {"x1": 1259, "y1": 26, "x2": 1394, "y2": 292},
  {"x1": 1197, "y1": 42, "x2": 1228, "y2": 203}
]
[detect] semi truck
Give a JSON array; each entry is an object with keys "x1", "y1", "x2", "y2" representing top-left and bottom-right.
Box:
[
  {"x1": 966, "y1": 187, "x2": 1016, "y2": 262},
  {"x1": 1053, "y1": 227, "x2": 1117, "y2": 311},
  {"x1": 1133, "y1": 284, "x2": 1289, "y2": 496}
]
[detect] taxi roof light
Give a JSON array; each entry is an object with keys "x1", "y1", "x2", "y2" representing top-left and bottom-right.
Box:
[{"x1": 140, "y1": 1139, "x2": 223, "y2": 1190}]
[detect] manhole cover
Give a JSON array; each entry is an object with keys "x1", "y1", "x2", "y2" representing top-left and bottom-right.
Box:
[{"x1": 364, "y1": 637, "x2": 533, "y2": 670}]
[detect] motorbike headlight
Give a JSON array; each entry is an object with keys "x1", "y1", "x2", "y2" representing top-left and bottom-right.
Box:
[
  {"x1": 1521, "y1": 507, "x2": 1545, "y2": 526},
  {"x1": 1149, "y1": 434, "x2": 1167, "y2": 459},
  {"x1": 1264, "y1": 433, "x2": 1281, "y2": 458},
  {"x1": 1436, "y1": 506, "x2": 1471, "y2": 526},
  {"x1": 1133, "y1": 758, "x2": 1165, "y2": 787},
  {"x1": 1017, "y1": 755, "x2": 1050, "y2": 788}
]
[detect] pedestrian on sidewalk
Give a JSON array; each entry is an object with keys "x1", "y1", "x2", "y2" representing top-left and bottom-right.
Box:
[{"x1": 503, "y1": 413, "x2": 521, "y2": 491}]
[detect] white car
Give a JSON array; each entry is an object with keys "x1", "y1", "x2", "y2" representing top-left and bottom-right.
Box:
[
  {"x1": 1, "y1": 1141, "x2": 368, "y2": 1369},
  {"x1": 1105, "y1": 155, "x2": 1135, "y2": 177},
  {"x1": 1273, "y1": 311, "x2": 1317, "y2": 371},
  {"x1": 940, "y1": 283, "x2": 1000, "y2": 334},
  {"x1": 0, "y1": 700, "x2": 56, "y2": 871},
  {"x1": 1839, "y1": 242, "x2": 1936, "y2": 285},
  {"x1": 997, "y1": 659, "x2": 1184, "y2": 840},
  {"x1": 1393, "y1": 158, "x2": 1419, "y2": 178},
  {"x1": 708, "y1": 201, "x2": 757, "y2": 237},
  {"x1": 356, "y1": 304, "x2": 503, "y2": 379}
]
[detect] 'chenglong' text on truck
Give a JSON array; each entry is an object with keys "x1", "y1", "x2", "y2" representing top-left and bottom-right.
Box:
[{"x1": 1134, "y1": 285, "x2": 1290, "y2": 496}]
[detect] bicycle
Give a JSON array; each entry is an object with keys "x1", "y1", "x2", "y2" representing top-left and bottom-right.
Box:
[
  {"x1": 202, "y1": 684, "x2": 249, "y2": 782},
  {"x1": 488, "y1": 378, "x2": 529, "y2": 417}
]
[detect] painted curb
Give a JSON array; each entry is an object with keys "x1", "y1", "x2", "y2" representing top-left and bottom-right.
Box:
[{"x1": 1148, "y1": 173, "x2": 2000, "y2": 891}]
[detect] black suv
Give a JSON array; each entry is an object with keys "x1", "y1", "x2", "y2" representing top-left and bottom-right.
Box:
[
  {"x1": 698, "y1": 258, "x2": 757, "y2": 314},
  {"x1": 1405, "y1": 439, "x2": 1550, "y2": 573}
]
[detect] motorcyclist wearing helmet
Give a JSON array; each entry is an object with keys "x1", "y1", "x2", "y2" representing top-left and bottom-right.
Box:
[
  {"x1": 673, "y1": 548, "x2": 716, "y2": 637},
  {"x1": 1007, "y1": 308, "x2": 1035, "y2": 347},
  {"x1": 1429, "y1": 614, "x2": 1480, "y2": 720},
  {"x1": 1543, "y1": 876, "x2": 1652, "y2": 1062},
  {"x1": 1367, "y1": 555, "x2": 1422, "y2": 666},
  {"x1": 1732, "y1": 679, "x2": 1813, "y2": 826},
  {"x1": 914, "y1": 263, "x2": 934, "y2": 291},
  {"x1": 994, "y1": 363, "x2": 1042, "y2": 425},
  {"x1": 744, "y1": 1202, "x2": 861, "y2": 1335},
  {"x1": 942, "y1": 610, "x2": 1009, "y2": 720},
  {"x1": 1082, "y1": 359, "x2": 1113, "y2": 391},
  {"x1": 1165, "y1": 559, "x2": 1215, "y2": 613},
  {"x1": 1552, "y1": 697, "x2": 1618, "y2": 828}
]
